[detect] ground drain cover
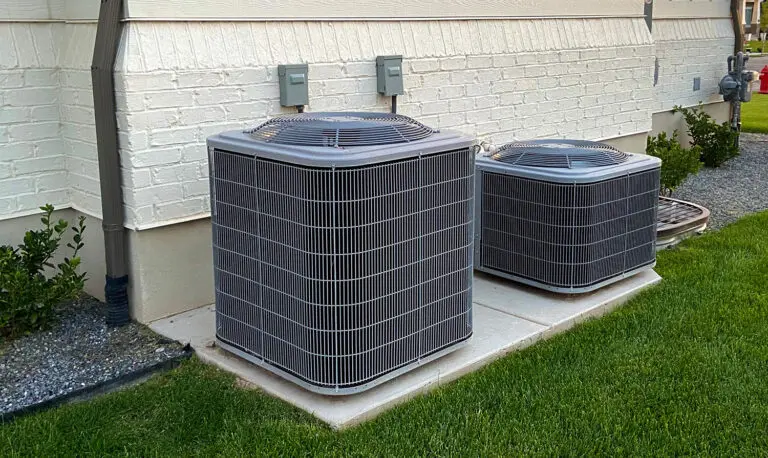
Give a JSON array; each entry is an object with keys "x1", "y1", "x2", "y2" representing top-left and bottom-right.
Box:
[{"x1": 657, "y1": 197, "x2": 710, "y2": 250}]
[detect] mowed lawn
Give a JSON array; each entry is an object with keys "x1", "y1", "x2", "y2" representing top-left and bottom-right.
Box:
[
  {"x1": 2, "y1": 212, "x2": 768, "y2": 456},
  {"x1": 742, "y1": 93, "x2": 768, "y2": 134}
]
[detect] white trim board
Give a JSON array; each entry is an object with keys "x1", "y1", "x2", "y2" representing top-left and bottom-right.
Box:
[{"x1": 124, "y1": 0, "x2": 641, "y2": 20}]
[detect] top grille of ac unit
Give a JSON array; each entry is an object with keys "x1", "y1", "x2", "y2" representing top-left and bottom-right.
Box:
[
  {"x1": 246, "y1": 112, "x2": 436, "y2": 147},
  {"x1": 207, "y1": 113, "x2": 475, "y2": 395},
  {"x1": 491, "y1": 140, "x2": 630, "y2": 168}
]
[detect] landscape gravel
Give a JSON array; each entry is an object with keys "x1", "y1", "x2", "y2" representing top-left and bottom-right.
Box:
[
  {"x1": 0, "y1": 297, "x2": 188, "y2": 416},
  {"x1": 674, "y1": 133, "x2": 768, "y2": 231}
]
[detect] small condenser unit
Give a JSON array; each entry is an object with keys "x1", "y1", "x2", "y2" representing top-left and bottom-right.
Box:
[
  {"x1": 207, "y1": 112, "x2": 475, "y2": 395},
  {"x1": 475, "y1": 140, "x2": 661, "y2": 293}
]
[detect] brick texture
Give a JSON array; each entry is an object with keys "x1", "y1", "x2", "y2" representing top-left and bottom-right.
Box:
[
  {"x1": 653, "y1": 19, "x2": 734, "y2": 112},
  {"x1": 0, "y1": 16, "x2": 734, "y2": 229},
  {"x1": 0, "y1": 23, "x2": 68, "y2": 216},
  {"x1": 115, "y1": 18, "x2": 658, "y2": 228}
]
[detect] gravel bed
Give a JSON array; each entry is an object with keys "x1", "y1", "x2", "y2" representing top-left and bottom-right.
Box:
[
  {"x1": 674, "y1": 133, "x2": 768, "y2": 231},
  {"x1": 0, "y1": 297, "x2": 188, "y2": 416}
]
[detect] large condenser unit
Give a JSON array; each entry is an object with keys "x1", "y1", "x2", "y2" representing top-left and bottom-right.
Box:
[
  {"x1": 207, "y1": 112, "x2": 475, "y2": 395},
  {"x1": 475, "y1": 140, "x2": 661, "y2": 293}
]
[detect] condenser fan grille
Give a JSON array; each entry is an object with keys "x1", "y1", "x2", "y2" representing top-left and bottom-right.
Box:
[
  {"x1": 246, "y1": 112, "x2": 436, "y2": 147},
  {"x1": 491, "y1": 140, "x2": 630, "y2": 168}
]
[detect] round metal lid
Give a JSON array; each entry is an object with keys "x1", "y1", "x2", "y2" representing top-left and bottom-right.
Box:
[
  {"x1": 245, "y1": 112, "x2": 436, "y2": 148},
  {"x1": 491, "y1": 140, "x2": 630, "y2": 169}
]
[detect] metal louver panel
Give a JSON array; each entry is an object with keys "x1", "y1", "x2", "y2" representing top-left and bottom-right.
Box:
[
  {"x1": 246, "y1": 112, "x2": 436, "y2": 147},
  {"x1": 211, "y1": 146, "x2": 474, "y2": 394},
  {"x1": 491, "y1": 140, "x2": 630, "y2": 168}
]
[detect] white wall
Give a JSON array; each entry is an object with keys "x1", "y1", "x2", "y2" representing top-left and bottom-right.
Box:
[
  {"x1": 114, "y1": 18, "x2": 655, "y2": 229},
  {"x1": 654, "y1": 0, "x2": 731, "y2": 19},
  {"x1": 0, "y1": 23, "x2": 69, "y2": 217},
  {"x1": 652, "y1": 18, "x2": 734, "y2": 113},
  {"x1": 0, "y1": 1, "x2": 100, "y2": 220},
  {"x1": 0, "y1": 0, "x2": 736, "y2": 232},
  {"x1": 123, "y1": 0, "x2": 641, "y2": 20},
  {"x1": 58, "y1": 24, "x2": 102, "y2": 217}
]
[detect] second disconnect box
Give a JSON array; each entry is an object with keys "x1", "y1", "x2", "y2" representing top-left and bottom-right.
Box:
[{"x1": 376, "y1": 55, "x2": 404, "y2": 96}]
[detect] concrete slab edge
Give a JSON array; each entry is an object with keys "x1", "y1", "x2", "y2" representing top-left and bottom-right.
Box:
[{"x1": 178, "y1": 273, "x2": 663, "y2": 430}]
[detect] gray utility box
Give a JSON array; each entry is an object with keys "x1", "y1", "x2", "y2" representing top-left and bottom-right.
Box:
[
  {"x1": 207, "y1": 112, "x2": 475, "y2": 395},
  {"x1": 376, "y1": 55, "x2": 404, "y2": 96},
  {"x1": 278, "y1": 63, "x2": 309, "y2": 107},
  {"x1": 475, "y1": 140, "x2": 661, "y2": 294}
]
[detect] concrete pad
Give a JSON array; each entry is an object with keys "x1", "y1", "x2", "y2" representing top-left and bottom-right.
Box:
[
  {"x1": 473, "y1": 270, "x2": 662, "y2": 332},
  {"x1": 150, "y1": 270, "x2": 661, "y2": 430},
  {"x1": 150, "y1": 304, "x2": 215, "y2": 348}
]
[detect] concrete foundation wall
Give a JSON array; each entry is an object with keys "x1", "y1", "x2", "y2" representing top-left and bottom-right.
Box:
[
  {"x1": 127, "y1": 218, "x2": 214, "y2": 322},
  {"x1": 600, "y1": 132, "x2": 648, "y2": 154}
]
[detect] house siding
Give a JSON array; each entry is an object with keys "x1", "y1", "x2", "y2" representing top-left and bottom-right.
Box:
[
  {"x1": 652, "y1": 18, "x2": 734, "y2": 113},
  {"x1": 0, "y1": 3, "x2": 735, "y2": 231},
  {"x1": 115, "y1": 18, "x2": 656, "y2": 228},
  {"x1": 0, "y1": 23, "x2": 69, "y2": 217}
]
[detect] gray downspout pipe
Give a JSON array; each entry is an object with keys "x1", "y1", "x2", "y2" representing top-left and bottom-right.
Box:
[
  {"x1": 731, "y1": 0, "x2": 745, "y2": 55},
  {"x1": 91, "y1": 0, "x2": 131, "y2": 326},
  {"x1": 730, "y1": 0, "x2": 745, "y2": 148}
]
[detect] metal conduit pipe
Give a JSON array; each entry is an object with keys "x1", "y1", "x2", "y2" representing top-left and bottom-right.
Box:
[{"x1": 92, "y1": 0, "x2": 131, "y2": 326}]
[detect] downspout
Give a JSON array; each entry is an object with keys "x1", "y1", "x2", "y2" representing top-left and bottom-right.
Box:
[
  {"x1": 732, "y1": 0, "x2": 745, "y2": 54},
  {"x1": 730, "y1": 0, "x2": 746, "y2": 149},
  {"x1": 92, "y1": 0, "x2": 131, "y2": 326}
]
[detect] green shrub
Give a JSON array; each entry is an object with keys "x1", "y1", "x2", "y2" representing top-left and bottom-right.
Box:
[
  {"x1": 646, "y1": 131, "x2": 703, "y2": 196},
  {"x1": 673, "y1": 104, "x2": 739, "y2": 167},
  {"x1": 0, "y1": 205, "x2": 87, "y2": 338}
]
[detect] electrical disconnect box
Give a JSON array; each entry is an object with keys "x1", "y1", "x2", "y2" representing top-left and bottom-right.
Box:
[
  {"x1": 376, "y1": 55, "x2": 404, "y2": 96},
  {"x1": 278, "y1": 63, "x2": 309, "y2": 107}
]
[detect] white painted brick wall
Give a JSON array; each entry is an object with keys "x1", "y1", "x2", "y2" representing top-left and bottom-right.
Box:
[
  {"x1": 58, "y1": 24, "x2": 102, "y2": 217},
  {"x1": 0, "y1": 23, "x2": 68, "y2": 217},
  {"x1": 653, "y1": 19, "x2": 734, "y2": 112},
  {"x1": 0, "y1": 15, "x2": 736, "y2": 230},
  {"x1": 115, "y1": 18, "x2": 655, "y2": 228}
]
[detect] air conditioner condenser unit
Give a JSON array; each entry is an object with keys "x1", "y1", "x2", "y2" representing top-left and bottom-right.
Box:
[
  {"x1": 475, "y1": 140, "x2": 661, "y2": 293},
  {"x1": 207, "y1": 112, "x2": 475, "y2": 395}
]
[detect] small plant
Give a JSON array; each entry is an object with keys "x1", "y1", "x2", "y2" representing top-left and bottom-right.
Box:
[
  {"x1": 646, "y1": 131, "x2": 703, "y2": 196},
  {"x1": 0, "y1": 205, "x2": 87, "y2": 338},
  {"x1": 673, "y1": 104, "x2": 739, "y2": 167}
]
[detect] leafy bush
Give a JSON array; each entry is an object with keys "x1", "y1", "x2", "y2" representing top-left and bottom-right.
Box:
[
  {"x1": 673, "y1": 104, "x2": 739, "y2": 167},
  {"x1": 0, "y1": 205, "x2": 87, "y2": 338},
  {"x1": 646, "y1": 131, "x2": 703, "y2": 196}
]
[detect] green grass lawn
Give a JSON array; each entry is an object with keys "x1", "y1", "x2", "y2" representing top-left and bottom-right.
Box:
[
  {"x1": 3, "y1": 212, "x2": 768, "y2": 456},
  {"x1": 746, "y1": 40, "x2": 767, "y2": 53},
  {"x1": 742, "y1": 93, "x2": 768, "y2": 134}
]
